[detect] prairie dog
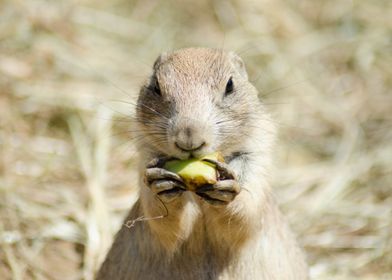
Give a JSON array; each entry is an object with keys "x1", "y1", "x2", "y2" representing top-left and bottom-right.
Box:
[{"x1": 97, "y1": 48, "x2": 308, "y2": 279}]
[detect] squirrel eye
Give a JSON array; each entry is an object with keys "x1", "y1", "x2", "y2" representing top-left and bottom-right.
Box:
[
  {"x1": 152, "y1": 79, "x2": 161, "y2": 96},
  {"x1": 225, "y1": 77, "x2": 234, "y2": 96}
]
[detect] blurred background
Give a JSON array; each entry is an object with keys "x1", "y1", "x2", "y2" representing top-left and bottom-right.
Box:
[{"x1": 0, "y1": 0, "x2": 391, "y2": 279}]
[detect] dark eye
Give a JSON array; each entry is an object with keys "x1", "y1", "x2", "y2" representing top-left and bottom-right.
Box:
[
  {"x1": 153, "y1": 79, "x2": 161, "y2": 96},
  {"x1": 225, "y1": 77, "x2": 234, "y2": 96},
  {"x1": 148, "y1": 78, "x2": 161, "y2": 96}
]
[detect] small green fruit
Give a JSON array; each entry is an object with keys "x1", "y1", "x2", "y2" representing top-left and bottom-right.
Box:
[{"x1": 164, "y1": 152, "x2": 224, "y2": 190}]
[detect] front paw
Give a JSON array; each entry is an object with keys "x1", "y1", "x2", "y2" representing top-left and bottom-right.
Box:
[
  {"x1": 195, "y1": 159, "x2": 240, "y2": 206},
  {"x1": 145, "y1": 157, "x2": 186, "y2": 203}
]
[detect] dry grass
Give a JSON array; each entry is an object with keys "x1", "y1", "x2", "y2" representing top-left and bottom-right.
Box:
[{"x1": 1, "y1": 0, "x2": 391, "y2": 279}]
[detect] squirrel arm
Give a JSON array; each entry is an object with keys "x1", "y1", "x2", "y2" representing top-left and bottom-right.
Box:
[{"x1": 201, "y1": 154, "x2": 273, "y2": 248}]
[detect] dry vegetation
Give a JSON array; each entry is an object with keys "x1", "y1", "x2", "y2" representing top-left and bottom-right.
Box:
[{"x1": 1, "y1": 0, "x2": 391, "y2": 279}]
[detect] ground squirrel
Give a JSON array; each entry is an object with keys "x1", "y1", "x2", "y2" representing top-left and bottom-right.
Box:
[{"x1": 97, "y1": 48, "x2": 308, "y2": 280}]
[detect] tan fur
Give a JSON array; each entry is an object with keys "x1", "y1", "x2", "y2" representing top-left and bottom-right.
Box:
[{"x1": 97, "y1": 48, "x2": 308, "y2": 279}]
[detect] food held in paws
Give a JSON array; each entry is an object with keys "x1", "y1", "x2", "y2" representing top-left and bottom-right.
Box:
[{"x1": 164, "y1": 152, "x2": 224, "y2": 190}]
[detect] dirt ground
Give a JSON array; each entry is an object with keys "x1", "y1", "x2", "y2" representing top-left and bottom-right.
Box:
[{"x1": 0, "y1": 0, "x2": 391, "y2": 279}]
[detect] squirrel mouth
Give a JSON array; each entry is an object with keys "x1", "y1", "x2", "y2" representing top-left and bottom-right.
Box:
[{"x1": 170, "y1": 151, "x2": 246, "y2": 162}]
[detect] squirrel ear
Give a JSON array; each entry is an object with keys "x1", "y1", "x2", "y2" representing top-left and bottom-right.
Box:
[
  {"x1": 153, "y1": 52, "x2": 168, "y2": 71},
  {"x1": 229, "y1": 52, "x2": 248, "y2": 80}
]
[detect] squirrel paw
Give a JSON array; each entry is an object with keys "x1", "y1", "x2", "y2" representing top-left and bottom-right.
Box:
[
  {"x1": 145, "y1": 157, "x2": 186, "y2": 203},
  {"x1": 196, "y1": 159, "x2": 240, "y2": 205}
]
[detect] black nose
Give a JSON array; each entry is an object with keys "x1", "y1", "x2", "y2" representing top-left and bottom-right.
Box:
[{"x1": 175, "y1": 141, "x2": 206, "y2": 152}]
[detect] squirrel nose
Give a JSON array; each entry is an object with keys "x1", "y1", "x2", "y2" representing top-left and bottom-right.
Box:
[{"x1": 174, "y1": 127, "x2": 206, "y2": 152}]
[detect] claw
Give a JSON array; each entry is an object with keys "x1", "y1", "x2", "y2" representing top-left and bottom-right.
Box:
[
  {"x1": 150, "y1": 180, "x2": 185, "y2": 203},
  {"x1": 197, "y1": 180, "x2": 240, "y2": 193},
  {"x1": 146, "y1": 156, "x2": 176, "y2": 168},
  {"x1": 145, "y1": 168, "x2": 185, "y2": 184},
  {"x1": 195, "y1": 179, "x2": 240, "y2": 205},
  {"x1": 201, "y1": 158, "x2": 236, "y2": 180},
  {"x1": 151, "y1": 179, "x2": 186, "y2": 194}
]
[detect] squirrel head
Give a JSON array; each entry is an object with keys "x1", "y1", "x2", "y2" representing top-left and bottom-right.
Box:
[{"x1": 136, "y1": 48, "x2": 273, "y2": 160}]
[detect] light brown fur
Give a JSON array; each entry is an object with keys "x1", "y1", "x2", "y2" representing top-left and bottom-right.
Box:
[{"x1": 97, "y1": 48, "x2": 308, "y2": 279}]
